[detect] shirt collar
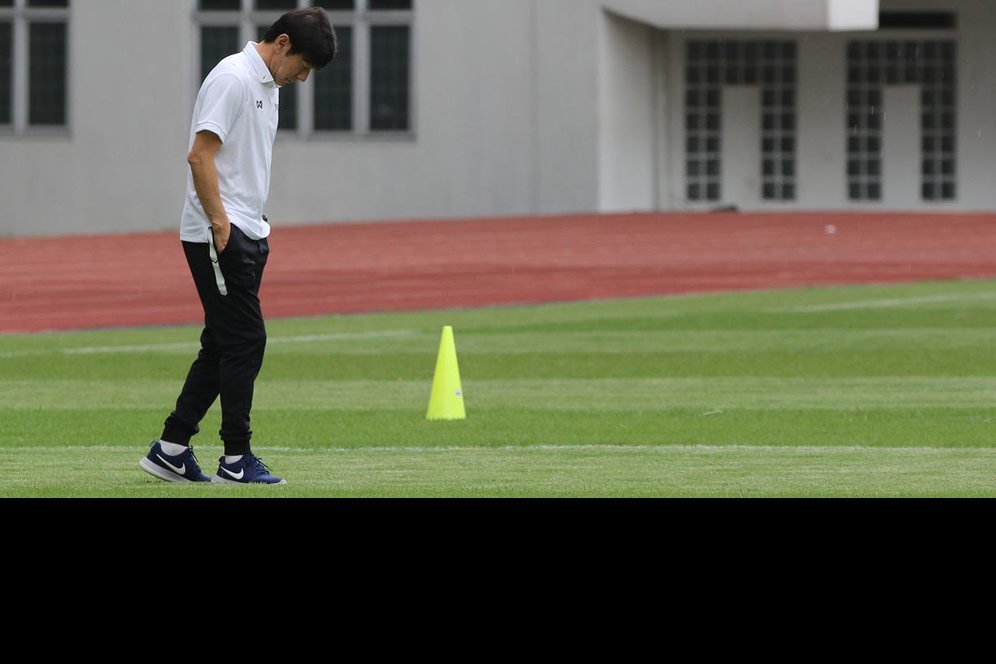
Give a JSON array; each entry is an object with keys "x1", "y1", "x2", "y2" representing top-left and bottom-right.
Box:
[{"x1": 244, "y1": 42, "x2": 275, "y2": 86}]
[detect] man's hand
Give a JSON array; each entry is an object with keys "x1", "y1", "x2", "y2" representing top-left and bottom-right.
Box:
[{"x1": 212, "y1": 222, "x2": 231, "y2": 254}]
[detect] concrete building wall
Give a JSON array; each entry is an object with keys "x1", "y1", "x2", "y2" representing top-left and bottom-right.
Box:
[
  {"x1": 949, "y1": 0, "x2": 996, "y2": 208},
  {"x1": 796, "y1": 33, "x2": 848, "y2": 208},
  {"x1": 0, "y1": 0, "x2": 609, "y2": 236},
  {"x1": 665, "y1": 0, "x2": 996, "y2": 211},
  {"x1": 532, "y1": 0, "x2": 602, "y2": 215},
  {"x1": 272, "y1": 0, "x2": 606, "y2": 222},
  {"x1": 603, "y1": 0, "x2": 877, "y2": 30},
  {"x1": 721, "y1": 87, "x2": 763, "y2": 208},
  {"x1": 271, "y1": 0, "x2": 540, "y2": 224},
  {"x1": 598, "y1": 11, "x2": 656, "y2": 213},
  {"x1": 5, "y1": 0, "x2": 996, "y2": 238},
  {"x1": 0, "y1": 0, "x2": 193, "y2": 236}
]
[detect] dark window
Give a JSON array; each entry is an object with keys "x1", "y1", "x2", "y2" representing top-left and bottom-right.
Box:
[
  {"x1": 369, "y1": 0, "x2": 411, "y2": 8},
  {"x1": 255, "y1": 0, "x2": 296, "y2": 10},
  {"x1": 199, "y1": 0, "x2": 240, "y2": 10},
  {"x1": 846, "y1": 39, "x2": 957, "y2": 202},
  {"x1": 314, "y1": 24, "x2": 352, "y2": 130},
  {"x1": 878, "y1": 12, "x2": 956, "y2": 30},
  {"x1": 200, "y1": 26, "x2": 239, "y2": 82},
  {"x1": 196, "y1": 0, "x2": 411, "y2": 137},
  {"x1": 0, "y1": 22, "x2": 10, "y2": 125},
  {"x1": 685, "y1": 38, "x2": 797, "y2": 202},
  {"x1": 28, "y1": 22, "x2": 67, "y2": 126},
  {"x1": 370, "y1": 25, "x2": 409, "y2": 131},
  {"x1": 26, "y1": 0, "x2": 68, "y2": 6}
]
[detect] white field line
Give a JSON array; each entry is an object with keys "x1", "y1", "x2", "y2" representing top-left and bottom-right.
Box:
[
  {"x1": 771, "y1": 292, "x2": 996, "y2": 313},
  {"x1": 0, "y1": 329, "x2": 420, "y2": 358},
  {"x1": 64, "y1": 329, "x2": 420, "y2": 354},
  {"x1": 1, "y1": 444, "x2": 987, "y2": 454}
]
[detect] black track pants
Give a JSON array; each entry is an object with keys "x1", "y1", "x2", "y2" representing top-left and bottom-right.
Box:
[{"x1": 161, "y1": 225, "x2": 269, "y2": 456}]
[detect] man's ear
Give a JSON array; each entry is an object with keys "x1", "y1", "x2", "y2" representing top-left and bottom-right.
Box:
[{"x1": 277, "y1": 33, "x2": 292, "y2": 53}]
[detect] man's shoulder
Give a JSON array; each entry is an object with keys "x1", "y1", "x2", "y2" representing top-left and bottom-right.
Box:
[{"x1": 202, "y1": 52, "x2": 253, "y2": 89}]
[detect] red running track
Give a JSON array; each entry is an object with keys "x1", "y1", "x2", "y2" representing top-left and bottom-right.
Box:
[{"x1": 2, "y1": 212, "x2": 996, "y2": 333}]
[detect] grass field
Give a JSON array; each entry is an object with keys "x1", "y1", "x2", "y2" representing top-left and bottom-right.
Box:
[{"x1": 2, "y1": 279, "x2": 996, "y2": 497}]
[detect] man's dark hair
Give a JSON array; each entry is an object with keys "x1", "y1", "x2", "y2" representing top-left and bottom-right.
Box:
[{"x1": 262, "y1": 8, "x2": 337, "y2": 69}]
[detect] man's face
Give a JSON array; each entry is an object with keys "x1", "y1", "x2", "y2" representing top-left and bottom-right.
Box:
[
  {"x1": 271, "y1": 35, "x2": 313, "y2": 87},
  {"x1": 274, "y1": 53, "x2": 313, "y2": 87}
]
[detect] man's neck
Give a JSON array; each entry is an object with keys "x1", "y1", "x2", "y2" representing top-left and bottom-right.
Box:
[{"x1": 254, "y1": 42, "x2": 277, "y2": 78}]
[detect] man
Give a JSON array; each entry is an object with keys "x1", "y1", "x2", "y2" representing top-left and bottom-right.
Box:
[{"x1": 139, "y1": 8, "x2": 337, "y2": 485}]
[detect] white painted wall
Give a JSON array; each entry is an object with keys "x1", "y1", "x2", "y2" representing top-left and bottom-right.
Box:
[
  {"x1": 3, "y1": 0, "x2": 996, "y2": 237},
  {"x1": 796, "y1": 33, "x2": 848, "y2": 207},
  {"x1": 0, "y1": 0, "x2": 192, "y2": 236},
  {"x1": 948, "y1": 0, "x2": 996, "y2": 208},
  {"x1": 881, "y1": 86, "x2": 920, "y2": 206},
  {"x1": 532, "y1": 0, "x2": 601, "y2": 215},
  {"x1": 604, "y1": 0, "x2": 879, "y2": 30},
  {"x1": 270, "y1": 0, "x2": 539, "y2": 224},
  {"x1": 598, "y1": 11, "x2": 655, "y2": 213},
  {"x1": 828, "y1": 0, "x2": 881, "y2": 30},
  {"x1": 721, "y1": 87, "x2": 762, "y2": 208},
  {"x1": 275, "y1": 0, "x2": 604, "y2": 223}
]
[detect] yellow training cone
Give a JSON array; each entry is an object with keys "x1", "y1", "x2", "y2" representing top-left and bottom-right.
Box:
[{"x1": 426, "y1": 326, "x2": 466, "y2": 420}]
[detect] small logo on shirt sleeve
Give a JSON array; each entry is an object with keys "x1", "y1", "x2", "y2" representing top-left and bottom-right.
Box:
[{"x1": 256, "y1": 100, "x2": 263, "y2": 109}]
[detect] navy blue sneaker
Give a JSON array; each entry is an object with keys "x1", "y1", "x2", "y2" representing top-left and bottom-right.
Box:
[
  {"x1": 213, "y1": 453, "x2": 287, "y2": 485},
  {"x1": 139, "y1": 441, "x2": 213, "y2": 483}
]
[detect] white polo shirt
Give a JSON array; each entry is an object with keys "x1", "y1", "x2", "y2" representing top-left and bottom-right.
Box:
[{"x1": 180, "y1": 42, "x2": 278, "y2": 243}]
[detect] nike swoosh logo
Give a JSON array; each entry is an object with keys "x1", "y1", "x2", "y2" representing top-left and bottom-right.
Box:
[
  {"x1": 157, "y1": 454, "x2": 186, "y2": 475},
  {"x1": 222, "y1": 467, "x2": 245, "y2": 480}
]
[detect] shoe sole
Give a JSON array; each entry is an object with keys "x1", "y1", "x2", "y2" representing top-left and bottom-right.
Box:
[
  {"x1": 212, "y1": 475, "x2": 288, "y2": 485},
  {"x1": 139, "y1": 457, "x2": 204, "y2": 484}
]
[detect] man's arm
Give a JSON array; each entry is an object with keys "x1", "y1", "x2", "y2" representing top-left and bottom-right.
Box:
[{"x1": 187, "y1": 130, "x2": 230, "y2": 252}]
